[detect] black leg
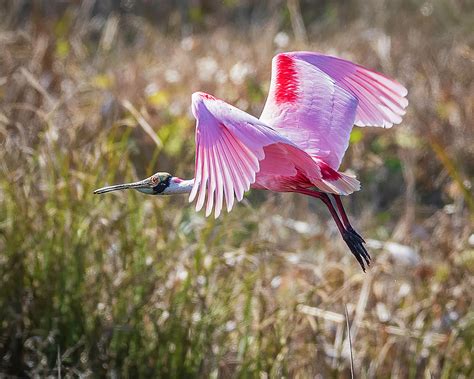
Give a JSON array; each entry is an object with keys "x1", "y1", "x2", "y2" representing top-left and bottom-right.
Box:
[
  {"x1": 319, "y1": 193, "x2": 371, "y2": 270},
  {"x1": 296, "y1": 189, "x2": 370, "y2": 271},
  {"x1": 332, "y1": 194, "x2": 366, "y2": 243}
]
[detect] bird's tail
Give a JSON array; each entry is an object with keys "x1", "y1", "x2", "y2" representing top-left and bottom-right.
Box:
[{"x1": 313, "y1": 171, "x2": 360, "y2": 195}]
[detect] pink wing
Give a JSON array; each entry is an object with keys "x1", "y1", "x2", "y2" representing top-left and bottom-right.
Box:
[
  {"x1": 260, "y1": 52, "x2": 408, "y2": 169},
  {"x1": 289, "y1": 52, "x2": 408, "y2": 127},
  {"x1": 189, "y1": 92, "x2": 324, "y2": 218}
]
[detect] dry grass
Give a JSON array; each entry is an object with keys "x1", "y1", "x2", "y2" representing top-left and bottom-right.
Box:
[{"x1": 0, "y1": 1, "x2": 473, "y2": 377}]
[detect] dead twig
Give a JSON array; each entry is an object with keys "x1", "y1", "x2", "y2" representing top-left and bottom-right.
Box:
[
  {"x1": 121, "y1": 100, "x2": 163, "y2": 148},
  {"x1": 345, "y1": 304, "x2": 355, "y2": 379},
  {"x1": 297, "y1": 304, "x2": 448, "y2": 345}
]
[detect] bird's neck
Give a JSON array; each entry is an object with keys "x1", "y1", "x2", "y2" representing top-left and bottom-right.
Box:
[{"x1": 164, "y1": 178, "x2": 194, "y2": 195}]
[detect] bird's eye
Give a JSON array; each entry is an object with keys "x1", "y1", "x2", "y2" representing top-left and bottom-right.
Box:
[{"x1": 151, "y1": 176, "x2": 159, "y2": 184}]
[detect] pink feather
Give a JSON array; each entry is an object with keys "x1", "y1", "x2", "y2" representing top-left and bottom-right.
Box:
[
  {"x1": 260, "y1": 52, "x2": 408, "y2": 170},
  {"x1": 190, "y1": 91, "x2": 361, "y2": 217}
]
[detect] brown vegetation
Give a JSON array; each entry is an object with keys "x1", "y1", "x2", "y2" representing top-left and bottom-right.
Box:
[{"x1": 0, "y1": 1, "x2": 473, "y2": 377}]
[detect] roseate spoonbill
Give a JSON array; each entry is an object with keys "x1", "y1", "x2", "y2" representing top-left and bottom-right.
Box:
[{"x1": 94, "y1": 52, "x2": 408, "y2": 270}]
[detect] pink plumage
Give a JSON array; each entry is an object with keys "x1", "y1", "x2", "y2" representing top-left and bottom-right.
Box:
[
  {"x1": 188, "y1": 52, "x2": 408, "y2": 270},
  {"x1": 286, "y1": 52, "x2": 408, "y2": 128},
  {"x1": 189, "y1": 92, "x2": 360, "y2": 219},
  {"x1": 190, "y1": 51, "x2": 409, "y2": 218}
]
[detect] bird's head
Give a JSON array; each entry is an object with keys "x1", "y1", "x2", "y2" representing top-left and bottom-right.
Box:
[{"x1": 94, "y1": 172, "x2": 174, "y2": 196}]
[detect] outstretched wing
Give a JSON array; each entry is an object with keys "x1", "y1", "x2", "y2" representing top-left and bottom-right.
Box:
[
  {"x1": 189, "y1": 92, "x2": 323, "y2": 218},
  {"x1": 290, "y1": 52, "x2": 409, "y2": 127},
  {"x1": 260, "y1": 52, "x2": 408, "y2": 169}
]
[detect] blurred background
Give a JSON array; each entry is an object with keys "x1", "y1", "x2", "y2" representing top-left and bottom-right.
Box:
[{"x1": 0, "y1": 0, "x2": 473, "y2": 377}]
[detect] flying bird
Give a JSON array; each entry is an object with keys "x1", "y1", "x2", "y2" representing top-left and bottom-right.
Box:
[{"x1": 94, "y1": 51, "x2": 408, "y2": 270}]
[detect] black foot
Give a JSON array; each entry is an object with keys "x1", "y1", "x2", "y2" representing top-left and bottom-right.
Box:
[
  {"x1": 346, "y1": 226, "x2": 366, "y2": 244},
  {"x1": 342, "y1": 229, "x2": 371, "y2": 272}
]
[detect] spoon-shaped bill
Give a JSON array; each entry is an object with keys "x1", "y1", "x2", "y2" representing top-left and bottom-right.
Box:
[{"x1": 93, "y1": 178, "x2": 150, "y2": 194}]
